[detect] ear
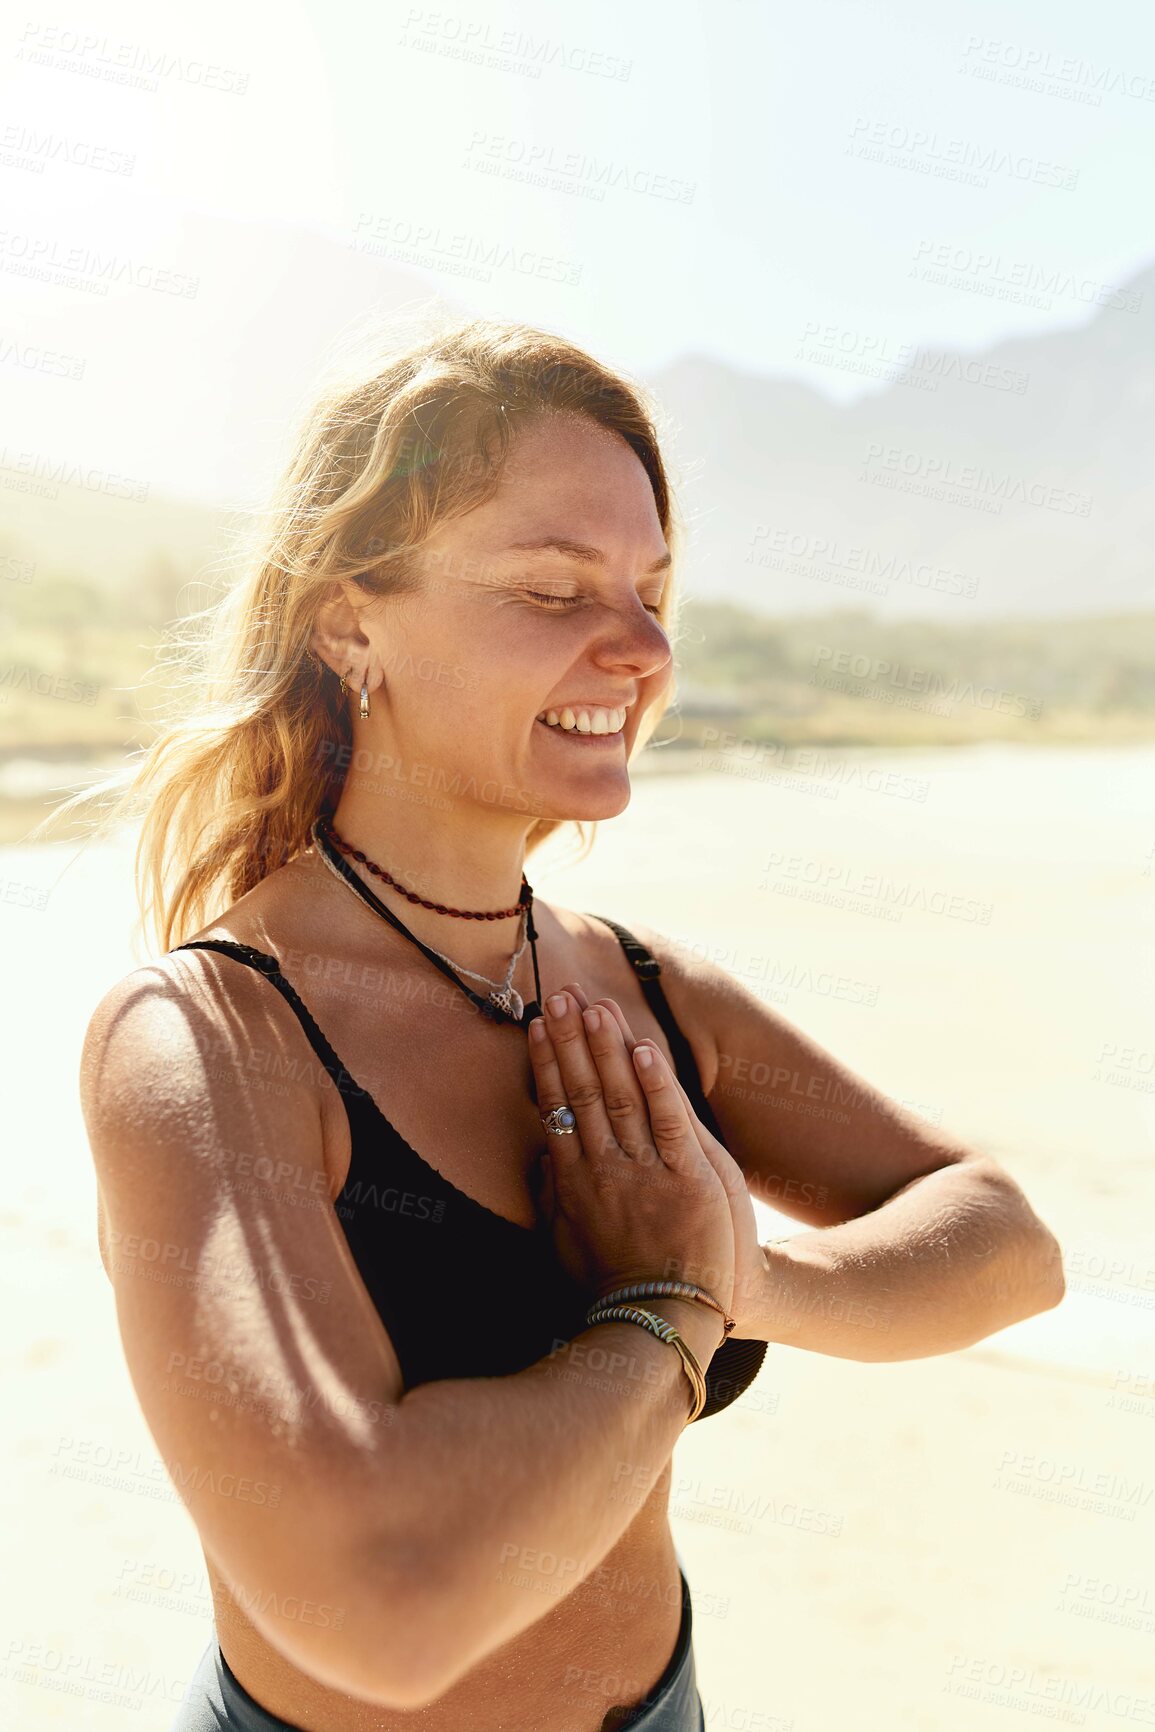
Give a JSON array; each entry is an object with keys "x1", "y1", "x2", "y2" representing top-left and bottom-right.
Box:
[{"x1": 307, "y1": 580, "x2": 375, "y2": 682}]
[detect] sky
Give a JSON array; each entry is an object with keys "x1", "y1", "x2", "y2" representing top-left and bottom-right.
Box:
[{"x1": 1, "y1": 0, "x2": 1153, "y2": 503}]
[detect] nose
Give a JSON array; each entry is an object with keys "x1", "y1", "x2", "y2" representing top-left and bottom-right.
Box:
[{"x1": 589, "y1": 596, "x2": 672, "y2": 683}]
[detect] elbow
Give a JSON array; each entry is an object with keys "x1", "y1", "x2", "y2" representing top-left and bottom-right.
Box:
[
  {"x1": 966, "y1": 1161, "x2": 1067, "y2": 1324},
  {"x1": 983, "y1": 1222, "x2": 1067, "y2": 1336},
  {"x1": 1008, "y1": 1188, "x2": 1067, "y2": 1320},
  {"x1": 1031, "y1": 1224, "x2": 1066, "y2": 1315},
  {"x1": 227, "y1": 1519, "x2": 464, "y2": 1710},
  {"x1": 327, "y1": 1525, "x2": 470, "y2": 1710}
]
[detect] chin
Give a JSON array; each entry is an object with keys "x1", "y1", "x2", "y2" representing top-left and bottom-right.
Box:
[{"x1": 535, "y1": 778, "x2": 632, "y2": 824}]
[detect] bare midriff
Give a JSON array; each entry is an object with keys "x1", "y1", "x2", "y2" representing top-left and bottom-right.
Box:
[
  {"x1": 181, "y1": 852, "x2": 717, "y2": 1731},
  {"x1": 209, "y1": 1469, "x2": 686, "y2": 1732}
]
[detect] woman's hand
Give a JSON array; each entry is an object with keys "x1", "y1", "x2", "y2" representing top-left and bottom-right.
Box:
[
  {"x1": 526, "y1": 989, "x2": 736, "y2": 1325},
  {"x1": 557, "y1": 982, "x2": 770, "y2": 1339}
]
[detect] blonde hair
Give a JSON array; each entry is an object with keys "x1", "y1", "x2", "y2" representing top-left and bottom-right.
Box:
[{"x1": 35, "y1": 313, "x2": 688, "y2": 955}]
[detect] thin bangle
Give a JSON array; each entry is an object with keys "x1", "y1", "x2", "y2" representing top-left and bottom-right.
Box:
[
  {"x1": 587, "y1": 1279, "x2": 734, "y2": 1335},
  {"x1": 587, "y1": 1303, "x2": 707, "y2": 1425}
]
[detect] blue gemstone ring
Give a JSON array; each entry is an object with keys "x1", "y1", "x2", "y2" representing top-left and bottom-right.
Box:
[{"x1": 542, "y1": 1105, "x2": 577, "y2": 1136}]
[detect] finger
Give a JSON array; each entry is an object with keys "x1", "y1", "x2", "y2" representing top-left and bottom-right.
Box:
[
  {"x1": 591, "y1": 1001, "x2": 716, "y2": 1167},
  {"x1": 562, "y1": 991, "x2": 713, "y2": 1170},
  {"x1": 578, "y1": 1002, "x2": 659, "y2": 1164},
  {"x1": 526, "y1": 1006, "x2": 585, "y2": 1172},
  {"x1": 589, "y1": 995, "x2": 638, "y2": 1051},
  {"x1": 531, "y1": 992, "x2": 623, "y2": 1172},
  {"x1": 629, "y1": 1041, "x2": 715, "y2": 1175},
  {"x1": 636, "y1": 1042, "x2": 748, "y2": 1199}
]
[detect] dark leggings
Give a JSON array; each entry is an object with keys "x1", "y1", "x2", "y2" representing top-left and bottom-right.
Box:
[{"x1": 169, "y1": 1568, "x2": 704, "y2": 1731}]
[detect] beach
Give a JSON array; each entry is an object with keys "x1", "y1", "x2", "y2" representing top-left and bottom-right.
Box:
[{"x1": 2, "y1": 741, "x2": 1152, "y2": 1729}]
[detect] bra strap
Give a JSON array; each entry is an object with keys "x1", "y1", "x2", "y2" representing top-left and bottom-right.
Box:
[
  {"x1": 583, "y1": 915, "x2": 724, "y2": 1142},
  {"x1": 169, "y1": 939, "x2": 366, "y2": 1100}
]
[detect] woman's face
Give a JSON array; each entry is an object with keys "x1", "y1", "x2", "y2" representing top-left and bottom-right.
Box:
[{"x1": 353, "y1": 411, "x2": 675, "y2": 826}]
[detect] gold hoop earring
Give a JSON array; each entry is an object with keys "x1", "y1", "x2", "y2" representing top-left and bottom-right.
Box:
[{"x1": 360, "y1": 680, "x2": 370, "y2": 720}]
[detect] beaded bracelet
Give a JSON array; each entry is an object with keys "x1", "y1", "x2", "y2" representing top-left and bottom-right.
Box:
[
  {"x1": 587, "y1": 1279, "x2": 735, "y2": 1337},
  {"x1": 586, "y1": 1303, "x2": 708, "y2": 1425}
]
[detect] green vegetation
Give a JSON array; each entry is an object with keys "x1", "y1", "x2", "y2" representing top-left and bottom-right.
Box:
[
  {"x1": 669, "y1": 602, "x2": 1155, "y2": 748},
  {"x1": 2, "y1": 566, "x2": 1153, "y2": 844}
]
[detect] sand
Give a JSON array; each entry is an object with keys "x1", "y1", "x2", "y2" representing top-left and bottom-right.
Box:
[{"x1": 2, "y1": 744, "x2": 1151, "y2": 1729}]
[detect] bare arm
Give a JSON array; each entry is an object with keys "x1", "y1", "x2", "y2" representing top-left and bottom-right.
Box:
[
  {"x1": 752, "y1": 1156, "x2": 1065, "y2": 1360},
  {"x1": 602, "y1": 922, "x2": 1064, "y2": 1354},
  {"x1": 82, "y1": 957, "x2": 720, "y2": 1710},
  {"x1": 381, "y1": 1292, "x2": 721, "y2": 1692}
]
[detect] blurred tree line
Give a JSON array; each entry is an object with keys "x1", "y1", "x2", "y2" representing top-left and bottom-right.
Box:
[{"x1": 2, "y1": 557, "x2": 1154, "y2": 757}]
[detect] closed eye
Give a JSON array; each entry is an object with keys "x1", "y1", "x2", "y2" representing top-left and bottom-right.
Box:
[{"x1": 526, "y1": 590, "x2": 664, "y2": 617}]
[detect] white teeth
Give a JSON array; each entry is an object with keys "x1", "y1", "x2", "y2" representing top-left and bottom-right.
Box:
[{"x1": 539, "y1": 704, "x2": 626, "y2": 734}]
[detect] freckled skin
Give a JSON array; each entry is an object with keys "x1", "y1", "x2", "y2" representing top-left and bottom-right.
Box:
[
  {"x1": 307, "y1": 410, "x2": 675, "y2": 983},
  {"x1": 140, "y1": 411, "x2": 702, "y2": 1729}
]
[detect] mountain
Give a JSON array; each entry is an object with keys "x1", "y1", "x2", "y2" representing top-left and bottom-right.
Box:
[
  {"x1": 2, "y1": 210, "x2": 1150, "y2": 619},
  {"x1": 652, "y1": 264, "x2": 1155, "y2": 617}
]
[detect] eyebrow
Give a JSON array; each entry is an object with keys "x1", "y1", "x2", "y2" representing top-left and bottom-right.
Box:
[{"x1": 502, "y1": 536, "x2": 672, "y2": 575}]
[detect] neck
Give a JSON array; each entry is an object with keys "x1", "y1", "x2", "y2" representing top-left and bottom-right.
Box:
[{"x1": 315, "y1": 786, "x2": 542, "y2": 982}]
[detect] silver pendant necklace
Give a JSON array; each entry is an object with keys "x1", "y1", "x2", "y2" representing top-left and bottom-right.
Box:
[
  {"x1": 426, "y1": 911, "x2": 530, "y2": 1022},
  {"x1": 311, "y1": 832, "x2": 531, "y2": 1021}
]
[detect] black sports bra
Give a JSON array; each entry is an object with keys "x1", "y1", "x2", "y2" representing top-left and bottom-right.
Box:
[{"x1": 170, "y1": 916, "x2": 767, "y2": 1421}]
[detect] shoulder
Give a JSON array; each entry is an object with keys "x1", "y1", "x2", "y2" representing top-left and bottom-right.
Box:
[
  {"x1": 79, "y1": 943, "x2": 324, "y2": 1176},
  {"x1": 84, "y1": 848, "x2": 319, "y2": 1048},
  {"x1": 555, "y1": 907, "x2": 735, "y2": 1093}
]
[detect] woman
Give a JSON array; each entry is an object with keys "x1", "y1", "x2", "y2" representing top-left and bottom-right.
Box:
[{"x1": 77, "y1": 316, "x2": 1063, "y2": 1731}]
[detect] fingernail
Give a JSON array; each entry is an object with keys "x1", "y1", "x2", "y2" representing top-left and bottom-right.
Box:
[
  {"x1": 529, "y1": 1017, "x2": 546, "y2": 1042},
  {"x1": 583, "y1": 1006, "x2": 601, "y2": 1033},
  {"x1": 634, "y1": 1045, "x2": 653, "y2": 1069},
  {"x1": 547, "y1": 993, "x2": 567, "y2": 1018}
]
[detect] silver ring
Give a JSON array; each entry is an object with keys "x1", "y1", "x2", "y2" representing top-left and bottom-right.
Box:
[{"x1": 541, "y1": 1105, "x2": 576, "y2": 1136}]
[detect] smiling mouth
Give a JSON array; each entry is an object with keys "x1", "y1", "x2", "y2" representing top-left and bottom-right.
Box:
[{"x1": 535, "y1": 716, "x2": 625, "y2": 744}]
